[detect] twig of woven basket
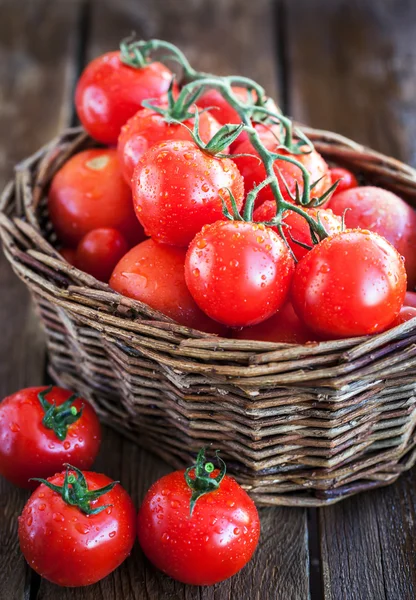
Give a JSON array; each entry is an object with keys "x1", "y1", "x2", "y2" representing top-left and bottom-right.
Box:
[{"x1": 1, "y1": 126, "x2": 416, "y2": 506}]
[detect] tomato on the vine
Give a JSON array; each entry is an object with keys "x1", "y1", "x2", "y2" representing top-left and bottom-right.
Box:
[
  {"x1": 233, "y1": 130, "x2": 331, "y2": 209},
  {"x1": 197, "y1": 86, "x2": 252, "y2": 127},
  {"x1": 110, "y1": 239, "x2": 226, "y2": 334},
  {"x1": 185, "y1": 221, "x2": 295, "y2": 327},
  {"x1": 132, "y1": 140, "x2": 244, "y2": 246},
  {"x1": 329, "y1": 167, "x2": 358, "y2": 193},
  {"x1": 48, "y1": 149, "x2": 145, "y2": 248},
  {"x1": 117, "y1": 106, "x2": 222, "y2": 184},
  {"x1": 253, "y1": 202, "x2": 342, "y2": 261},
  {"x1": 233, "y1": 302, "x2": 318, "y2": 344},
  {"x1": 75, "y1": 51, "x2": 174, "y2": 145},
  {"x1": 0, "y1": 386, "x2": 101, "y2": 489},
  {"x1": 291, "y1": 230, "x2": 407, "y2": 338},
  {"x1": 329, "y1": 186, "x2": 416, "y2": 288},
  {"x1": 137, "y1": 449, "x2": 260, "y2": 585},
  {"x1": 18, "y1": 466, "x2": 136, "y2": 586},
  {"x1": 76, "y1": 228, "x2": 128, "y2": 283}
]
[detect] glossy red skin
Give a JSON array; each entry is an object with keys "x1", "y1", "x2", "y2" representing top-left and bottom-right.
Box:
[
  {"x1": 328, "y1": 186, "x2": 416, "y2": 289},
  {"x1": 132, "y1": 140, "x2": 244, "y2": 247},
  {"x1": 391, "y1": 306, "x2": 416, "y2": 326},
  {"x1": 233, "y1": 131, "x2": 332, "y2": 209},
  {"x1": 75, "y1": 51, "x2": 173, "y2": 145},
  {"x1": 254, "y1": 202, "x2": 342, "y2": 261},
  {"x1": 48, "y1": 149, "x2": 145, "y2": 248},
  {"x1": 330, "y1": 167, "x2": 359, "y2": 192},
  {"x1": 60, "y1": 247, "x2": 77, "y2": 266},
  {"x1": 197, "y1": 86, "x2": 251, "y2": 126},
  {"x1": 405, "y1": 291, "x2": 416, "y2": 307},
  {"x1": 117, "y1": 106, "x2": 222, "y2": 184},
  {"x1": 0, "y1": 387, "x2": 101, "y2": 489},
  {"x1": 18, "y1": 471, "x2": 136, "y2": 586},
  {"x1": 110, "y1": 239, "x2": 226, "y2": 334},
  {"x1": 137, "y1": 469, "x2": 260, "y2": 586},
  {"x1": 76, "y1": 228, "x2": 128, "y2": 283},
  {"x1": 232, "y1": 302, "x2": 318, "y2": 343},
  {"x1": 185, "y1": 221, "x2": 295, "y2": 327},
  {"x1": 292, "y1": 230, "x2": 407, "y2": 338}
]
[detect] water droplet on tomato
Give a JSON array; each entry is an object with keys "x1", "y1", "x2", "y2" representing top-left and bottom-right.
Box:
[
  {"x1": 53, "y1": 512, "x2": 64, "y2": 523},
  {"x1": 229, "y1": 259, "x2": 239, "y2": 268},
  {"x1": 75, "y1": 522, "x2": 90, "y2": 535},
  {"x1": 38, "y1": 504, "x2": 46, "y2": 512},
  {"x1": 109, "y1": 531, "x2": 116, "y2": 538},
  {"x1": 63, "y1": 441, "x2": 70, "y2": 450},
  {"x1": 233, "y1": 527, "x2": 241, "y2": 536},
  {"x1": 197, "y1": 239, "x2": 207, "y2": 249},
  {"x1": 227, "y1": 499, "x2": 235, "y2": 507},
  {"x1": 201, "y1": 183, "x2": 210, "y2": 193},
  {"x1": 26, "y1": 516, "x2": 33, "y2": 526},
  {"x1": 170, "y1": 500, "x2": 181, "y2": 509},
  {"x1": 9, "y1": 422, "x2": 20, "y2": 433},
  {"x1": 193, "y1": 268, "x2": 200, "y2": 278},
  {"x1": 161, "y1": 532, "x2": 170, "y2": 542}
]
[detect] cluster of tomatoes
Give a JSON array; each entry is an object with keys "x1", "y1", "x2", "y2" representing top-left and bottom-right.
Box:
[
  {"x1": 0, "y1": 386, "x2": 260, "y2": 587},
  {"x1": 48, "y1": 40, "x2": 416, "y2": 343}
]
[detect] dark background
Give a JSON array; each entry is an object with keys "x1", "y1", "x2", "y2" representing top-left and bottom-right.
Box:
[{"x1": 1, "y1": 1, "x2": 416, "y2": 599}]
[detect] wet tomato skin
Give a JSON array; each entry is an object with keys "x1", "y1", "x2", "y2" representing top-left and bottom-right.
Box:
[
  {"x1": 132, "y1": 140, "x2": 244, "y2": 247},
  {"x1": 48, "y1": 149, "x2": 145, "y2": 248},
  {"x1": 117, "y1": 106, "x2": 222, "y2": 184},
  {"x1": 76, "y1": 228, "x2": 128, "y2": 283},
  {"x1": 253, "y1": 203, "x2": 342, "y2": 261},
  {"x1": 291, "y1": 230, "x2": 407, "y2": 339},
  {"x1": 137, "y1": 469, "x2": 260, "y2": 586},
  {"x1": 330, "y1": 167, "x2": 358, "y2": 193},
  {"x1": 75, "y1": 51, "x2": 173, "y2": 145},
  {"x1": 110, "y1": 239, "x2": 226, "y2": 334},
  {"x1": 185, "y1": 221, "x2": 295, "y2": 327},
  {"x1": 18, "y1": 471, "x2": 136, "y2": 586},
  {"x1": 0, "y1": 387, "x2": 101, "y2": 489},
  {"x1": 329, "y1": 186, "x2": 416, "y2": 289}
]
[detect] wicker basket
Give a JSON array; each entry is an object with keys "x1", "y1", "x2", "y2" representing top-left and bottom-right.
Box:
[{"x1": 1, "y1": 126, "x2": 416, "y2": 507}]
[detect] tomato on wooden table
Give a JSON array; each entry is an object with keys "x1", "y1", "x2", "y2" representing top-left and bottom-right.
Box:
[
  {"x1": 0, "y1": 386, "x2": 101, "y2": 489},
  {"x1": 75, "y1": 50, "x2": 174, "y2": 145},
  {"x1": 233, "y1": 130, "x2": 331, "y2": 209},
  {"x1": 18, "y1": 466, "x2": 136, "y2": 586},
  {"x1": 291, "y1": 230, "x2": 407, "y2": 339},
  {"x1": 48, "y1": 149, "x2": 144, "y2": 248},
  {"x1": 329, "y1": 186, "x2": 416, "y2": 289},
  {"x1": 329, "y1": 166, "x2": 358, "y2": 192},
  {"x1": 110, "y1": 239, "x2": 226, "y2": 334},
  {"x1": 233, "y1": 302, "x2": 318, "y2": 344},
  {"x1": 253, "y1": 202, "x2": 342, "y2": 261},
  {"x1": 185, "y1": 221, "x2": 295, "y2": 327},
  {"x1": 137, "y1": 449, "x2": 260, "y2": 585},
  {"x1": 76, "y1": 228, "x2": 128, "y2": 283},
  {"x1": 118, "y1": 105, "x2": 222, "y2": 184},
  {"x1": 132, "y1": 140, "x2": 244, "y2": 247}
]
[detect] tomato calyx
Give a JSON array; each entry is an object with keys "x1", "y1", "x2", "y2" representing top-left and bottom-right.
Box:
[
  {"x1": 184, "y1": 448, "x2": 226, "y2": 515},
  {"x1": 119, "y1": 36, "x2": 149, "y2": 69},
  {"x1": 38, "y1": 386, "x2": 83, "y2": 441},
  {"x1": 31, "y1": 464, "x2": 118, "y2": 516}
]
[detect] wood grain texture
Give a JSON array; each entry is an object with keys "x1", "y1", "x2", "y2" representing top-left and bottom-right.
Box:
[
  {"x1": 0, "y1": 1, "x2": 81, "y2": 598},
  {"x1": 283, "y1": 0, "x2": 416, "y2": 598},
  {"x1": 35, "y1": 1, "x2": 308, "y2": 599}
]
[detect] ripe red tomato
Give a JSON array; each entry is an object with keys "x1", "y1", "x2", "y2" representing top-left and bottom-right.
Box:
[
  {"x1": 117, "y1": 106, "x2": 222, "y2": 184},
  {"x1": 197, "y1": 86, "x2": 251, "y2": 127},
  {"x1": 18, "y1": 467, "x2": 136, "y2": 586},
  {"x1": 330, "y1": 167, "x2": 358, "y2": 192},
  {"x1": 60, "y1": 247, "x2": 77, "y2": 266},
  {"x1": 75, "y1": 51, "x2": 173, "y2": 145},
  {"x1": 253, "y1": 202, "x2": 342, "y2": 261},
  {"x1": 291, "y1": 230, "x2": 407, "y2": 338},
  {"x1": 328, "y1": 186, "x2": 416, "y2": 289},
  {"x1": 76, "y1": 228, "x2": 128, "y2": 283},
  {"x1": 185, "y1": 221, "x2": 295, "y2": 327},
  {"x1": 48, "y1": 149, "x2": 145, "y2": 248},
  {"x1": 405, "y1": 291, "x2": 416, "y2": 308},
  {"x1": 233, "y1": 130, "x2": 331, "y2": 209},
  {"x1": 0, "y1": 386, "x2": 101, "y2": 489},
  {"x1": 137, "y1": 450, "x2": 260, "y2": 585},
  {"x1": 391, "y1": 306, "x2": 416, "y2": 326},
  {"x1": 132, "y1": 140, "x2": 244, "y2": 246},
  {"x1": 110, "y1": 239, "x2": 226, "y2": 334},
  {"x1": 233, "y1": 302, "x2": 318, "y2": 344}
]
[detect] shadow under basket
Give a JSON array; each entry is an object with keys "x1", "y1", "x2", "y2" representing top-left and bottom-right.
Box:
[{"x1": 1, "y1": 126, "x2": 416, "y2": 507}]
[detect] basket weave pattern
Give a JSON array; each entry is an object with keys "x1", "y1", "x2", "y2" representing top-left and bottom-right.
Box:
[{"x1": 1, "y1": 126, "x2": 416, "y2": 506}]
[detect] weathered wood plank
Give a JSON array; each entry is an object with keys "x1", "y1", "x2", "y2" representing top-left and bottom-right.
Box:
[
  {"x1": 284, "y1": 1, "x2": 416, "y2": 598},
  {"x1": 36, "y1": 1, "x2": 310, "y2": 599},
  {"x1": 0, "y1": 1, "x2": 81, "y2": 598}
]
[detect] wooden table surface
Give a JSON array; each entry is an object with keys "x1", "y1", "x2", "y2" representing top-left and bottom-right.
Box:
[{"x1": 1, "y1": 0, "x2": 416, "y2": 598}]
